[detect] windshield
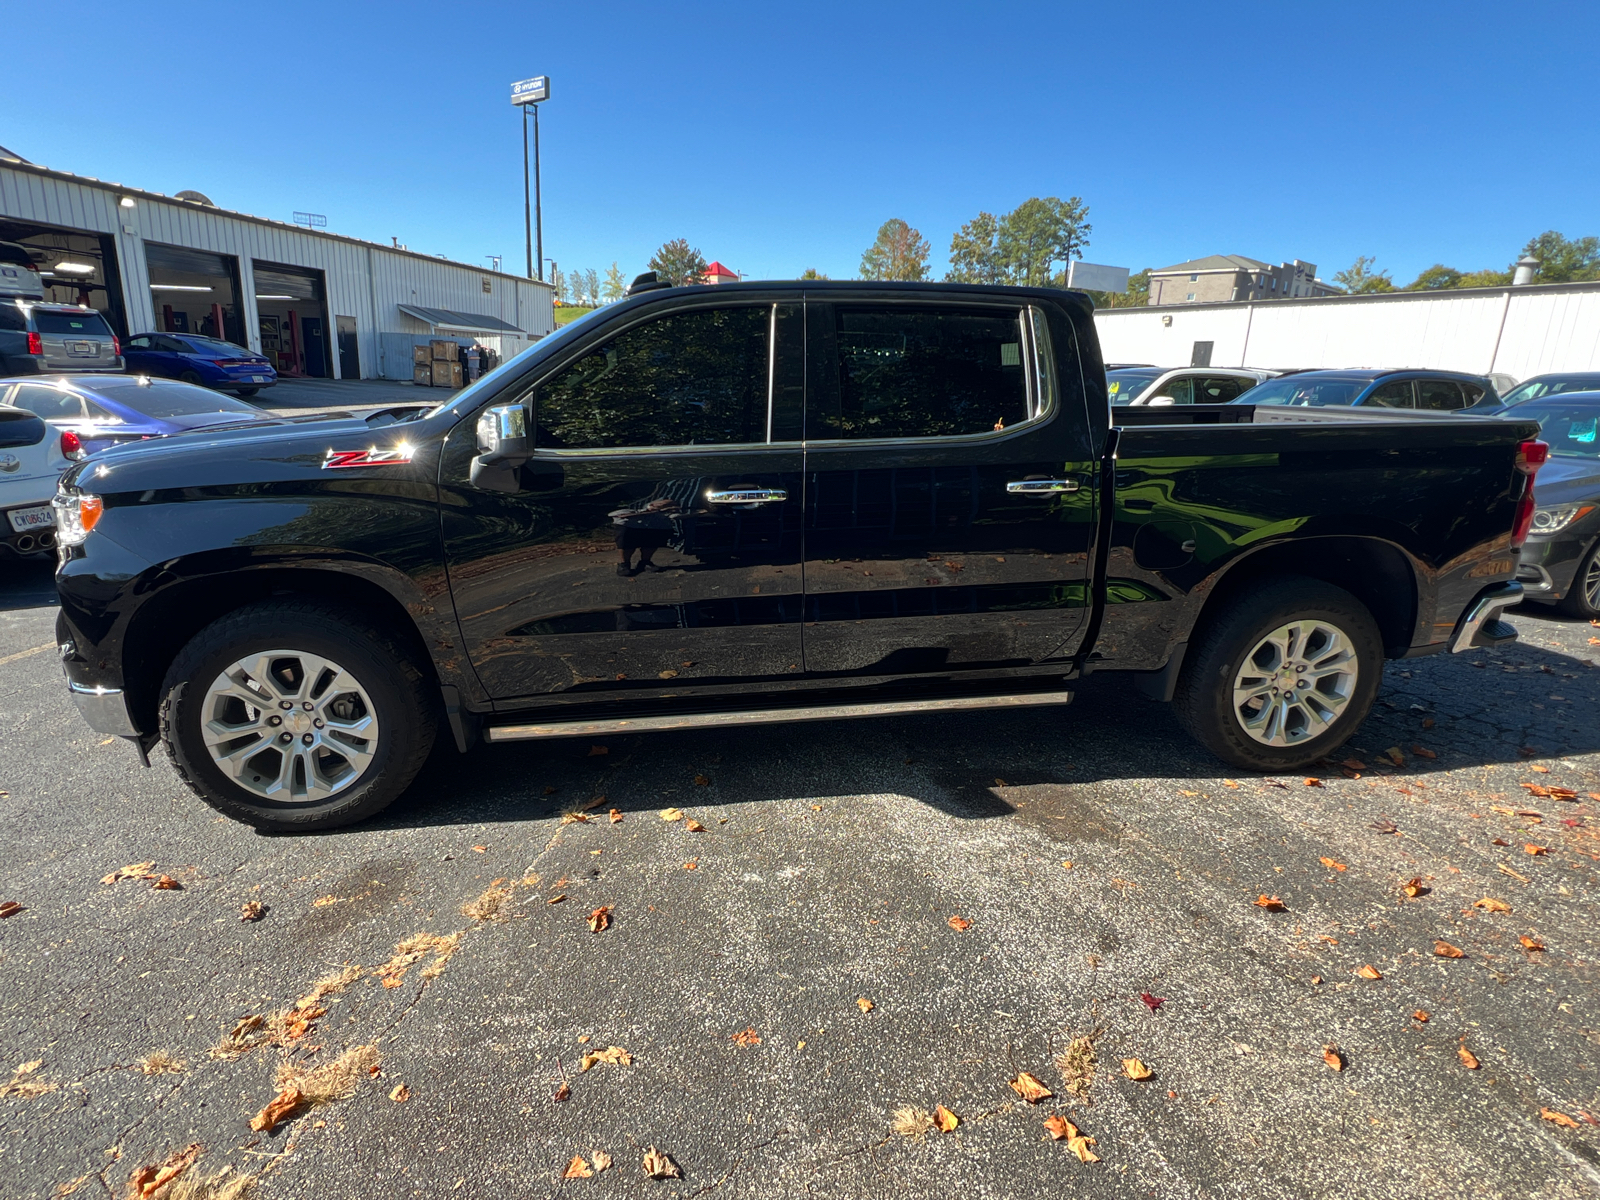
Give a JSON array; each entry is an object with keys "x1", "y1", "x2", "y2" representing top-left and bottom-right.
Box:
[
  {"x1": 89, "y1": 379, "x2": 262, "y2": 418},
  {"x1": 427, "y1": 321, "x2": 594, "y2": 419},
  {"x1": 1500, "y1": 376, "x2": 1600, "y2": 407},
  {"x1": 1235, "y1": 376, "x2": 1367, "y2": 407},
  {"x1": 179, "y1": 335, "x2": 255, "y2": 357},
  {"x1": 1515, "y1": 399, "x2": 1600, "y2": 459},
  {"x1": 1107, "y1": 369, "x2": 1161, "y2": 405},
  {"x1": 34, "y1": 310, "x2": 113, "y2": 336}
]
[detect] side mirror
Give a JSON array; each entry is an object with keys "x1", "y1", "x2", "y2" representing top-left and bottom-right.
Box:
[{"x1": 469, "y1": 404, "x2": 530, "y2": 492}]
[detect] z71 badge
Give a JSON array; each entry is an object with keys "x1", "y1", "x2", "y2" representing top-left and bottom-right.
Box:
[{"x1": 323, "y1": 445, "x2": 415, "y2": 469}]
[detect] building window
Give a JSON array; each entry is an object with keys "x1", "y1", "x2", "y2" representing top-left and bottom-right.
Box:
[
  {"x1": 1189, "y1": 274, "x2": 1198, "y2": 282},
  {"x1": 1186, "y1": 292, "x2": 1196, "y2": 301}
]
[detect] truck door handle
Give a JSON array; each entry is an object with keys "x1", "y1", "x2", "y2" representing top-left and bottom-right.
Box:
[
  {"x1": 706, "y1": 487, "x2": 788, "y2": 505},
  {"x1": 1006, "y1": 478, "x2": 1079, "y2": 494}
]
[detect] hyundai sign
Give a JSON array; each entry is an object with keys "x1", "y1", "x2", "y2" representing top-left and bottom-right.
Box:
[{"x1": 510, "y1": 76, "x2": 550, "y2": 105}]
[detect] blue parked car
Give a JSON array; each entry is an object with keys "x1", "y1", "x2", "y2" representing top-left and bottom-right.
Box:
[
  {"x1": 121, "y1": 332, "x2": 277, "y2": 397},
  {"x1": 0, "y1": 374, "x2": 272, "y2": 455},
  {"x1": 1227, "y1": 368, "x2": 1497, "y2": 411}
]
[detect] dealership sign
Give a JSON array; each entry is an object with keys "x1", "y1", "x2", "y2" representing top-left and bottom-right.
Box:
[{"x1": 510, "y1": 76, "x2": 550, "y2": 105}]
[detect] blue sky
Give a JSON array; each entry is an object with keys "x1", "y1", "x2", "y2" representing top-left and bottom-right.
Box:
[{"x1": 7, "y1": 1, "x2": 1597, "y2": 288}]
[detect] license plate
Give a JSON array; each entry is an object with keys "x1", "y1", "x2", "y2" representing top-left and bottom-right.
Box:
[
  {"x1": 7, "y1": 504, "x2": 54, "y2": 531},
  {"x1": 251, "y1": 376, "x2": 267, "y2": 383},
  {"x1": 66, "y1": 341, "x2": 97, "y2": 357}
]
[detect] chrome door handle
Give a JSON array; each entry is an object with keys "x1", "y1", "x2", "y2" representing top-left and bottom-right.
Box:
[
  {"x1": 706, "y1": 487, "x2": 788, "y2": 505},
  {"x1": 1006, "y1": 478, "x2": 1079, "y2": 494}
]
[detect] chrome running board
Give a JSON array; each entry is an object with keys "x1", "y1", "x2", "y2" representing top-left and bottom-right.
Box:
[{"x1": 484, "y1": 690, "x2": 1073, "y2": 743}]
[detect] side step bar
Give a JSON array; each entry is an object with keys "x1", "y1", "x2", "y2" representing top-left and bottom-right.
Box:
[{"x1": 484, "y1": 690, "x2": 1073, "y2": 743}]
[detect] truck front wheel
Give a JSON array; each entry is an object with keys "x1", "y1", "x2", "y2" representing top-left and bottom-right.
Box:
[
  {"x1": 158, "y1": 602, "x2": 437, "y2": 831},
  {"x1": 1173, "y1": 578, "x2": 1383, "y2": 772}
]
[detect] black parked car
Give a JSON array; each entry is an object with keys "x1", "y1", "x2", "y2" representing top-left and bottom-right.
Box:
[
  {"x1": 1503, "y1": 391, "x2": 1600, "y2": 618},
  {"x1": 51, "y1": 278, "x2": 1540, "y2": 831},
  {"x1": 1231, "y1": 368, "x2": 1496, "y2": 411}
]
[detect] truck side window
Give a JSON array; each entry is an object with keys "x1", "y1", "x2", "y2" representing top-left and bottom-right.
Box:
[
  {"x1": 812, "y1": 305, "x2": 1029, "y2": 440},
  {"x1": 1417, "y1": 379, "x2": 1466, "y2": 411},
  {"x1": 1364, "y1": 380, "x2": 1415, "y2": 408},
  {"x1": 536, "y1": 306, "x2": 770, "y2": 449}
]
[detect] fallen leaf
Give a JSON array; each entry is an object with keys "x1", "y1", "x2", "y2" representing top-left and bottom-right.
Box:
[
  {"x1": 1370, "y1": 819, "x2": 1399, "y2": 834},
  {"x1": 1253, "y1": 895, "x2": 1285, "y2": 911},
  {"x1": 1413, "y1": 1009, "x2": 1430, "y2": 1022},
  {"x1": 591, "y1": 1150, "x2": 612, "y2": 1172},
  {"x1": 658, "y1": 669, "x2": 679, "y2": 680},
  {"x1": 1529, "y1": 764, "x2": 1550, "y2": 774},
  {"x1": 561, "y1": 812, "x2": 591, "y2": 825},
  {"x1": 587, "y1": 745, "x2": 609, "y2": 756},
  {"x1": 1519, "y1": 935, "x2": 1545, "y2": 952},
  {"x1": 471, "y1": 845, "x2": 487, "y2": 853},
  {"x1": 1356, "y1": 964, "x2": 1383, "y2": 980},
  {"x1": 1068, "y1": 1133, "x2": 1101, "y2": 1163},
  {"x1": 1319, "y1": 857, "x2": 1347, "y2": 872},
  {"x1": 609, "y1": 809, "x2": 623, "y2": 824},
  {"x1": 857, "y1": 997, "x2": 874, "y2": 1013},
  {"x1": 1139, "y1": 992, "x2": 1165, "y2": 1012},
  {"x1": 1543, "y1": 1107, "x2": 1579, "y2": 1129},
  {"x1": 587, "y1": 906, "x2": 612, "y2": 933},
  {"x1": 389, "y1": 1083, "x2": 410, "y2": 1103},
  {"x1": 1122, "y1": 1058, "x2": 1153, "y2": 1080},
  {"x1": 1493, "y1": 838, "x2": 1511, "y2": 846},
  {"x1": 1433, "y1": 941, "x2": 1465, "y2": 959},
  {"x1": 239, "y1": 901, "x2": 266, "y2": 922},
  {"x1": 933, "y1": 1104, "x2": 959, "y2": 1132},
  {"x1": 1411, "y1": 746, "x2": 1438, "y2": 760},
  {"x1": 1401, "y1": 878, "x2": 1428, "y2": 898},
  {"x1": 580, "y1": 1046, "x2": 632, "y2": 1069},
  {"x1": 1009, "y1": 1072, "x2": 1054, "y2": 1103},
  {"x1": 101, "y1": 862, "x2": 155, "y2": 885},
  {"x1": 0, "y1": 901, "x2": 23, "y2": 919},
  {"x1": 1385, "y1": 746, "x2": 1406, "y2": 767},
  {"x1": 1311, "y1": 975, "x2": 1323, "y2": 985},
  {"x1": 312, "y1": 895, "x2": 340, "y2": 907},
  {"x1": 1043, "y1": 1114, "x2": 1077, "y2": 1140},
  {"x1": 731, "y1": 1027, "x2": 761, "y2": 1046},
  {"x1": 642, "y1": 1147, "x2": 680, "y2": 1180},
  {"x1": 683, "y1": 859, "x2": 697, "y2": 871},
  {"x1": 1473, "y1": 897, "x2": 1511, "y2": 913},
  {"x1": 1499, "y1": 864, "x2": 1531, "y2": 882},
  {"x1": 547, "y1": 894, "x2": 567, "y2": 905},
  {"x1": 1525, "y1": 844, "x2": 1549, "y2": 855},
  {"x1": 693, "y1": 774, "x2": 710, "y2": 786},
  {"x1": 1322, "y1": 1046, "x2": 1344, "y2": 1071},
  {"x1": 1304, "y1": 778, "x2": 1324, "y2": 788},
  {"x1": 1458, "y1": 1044, "x2": 1480, "y2": 1069},
  {"x1": 1223, "y1": 779, "x2": 1239, "y2": 789},
  {"x1": 564, "y1": 1155, "x2": 593, "y2": 1179},
  {"x1": 250, "y1": 1084, "x2": 303, "y2": 1132},
  {"x1": 553, "y1": 1082, "x2": 571, "y2": 1102},
  {"x1": 947, "y1": 915, "x2": 972, "y2": 931},
  {"x1": 660, "y1": 808, "x2": 684, "y2": 822},
  {"x1": 685, "y1": 819, "x2": 706, "y2": 833},
  {"x1": 126, "y1": 1142, "x2": 201, "y2": 1199},
  {"x1": 1341, "y1": 758, "x2": 1368, "y2": 771}
]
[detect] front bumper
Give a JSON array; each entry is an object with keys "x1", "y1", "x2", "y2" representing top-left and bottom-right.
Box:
[
  {"x1": 1449, "y1": 582, "x2": 1523, "y2": 653},
  {"x1": 67, "y1": 680, "x2": 140, "y2": 736}
]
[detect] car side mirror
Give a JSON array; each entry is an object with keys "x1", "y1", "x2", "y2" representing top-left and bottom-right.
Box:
[{"x1": 469, "y1": 403, "x2": 530, "y2": 493}]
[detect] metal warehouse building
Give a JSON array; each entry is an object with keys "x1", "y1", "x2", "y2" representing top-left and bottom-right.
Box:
[{"x1": 0, "y1": 152, "x2": 553, "y2": 381}]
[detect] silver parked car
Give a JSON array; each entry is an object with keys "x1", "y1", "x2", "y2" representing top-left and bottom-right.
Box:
[
  {"x1": 1109, "y1": 366, "x2": 1278, "y2": 406},
  {"x1": 0, "y1": 299, "x2": 124, "y2": 376}
]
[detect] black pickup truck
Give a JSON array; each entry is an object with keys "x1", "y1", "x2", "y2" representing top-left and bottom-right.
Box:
[{"x1": 52, "y1": 279, "x2": 1545, "y2": 830}]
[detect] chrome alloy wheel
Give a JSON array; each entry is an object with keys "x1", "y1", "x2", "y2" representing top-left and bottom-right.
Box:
[
  {"x1": 200, "y1": 650, "x2": 379, "y2": 802},
  {"x1": 1231, "y1": 619, "x2": 1359, "y2": 747},
  {"x1": 1583, "y1": 552, "x2": 1600, "y2": 611}
]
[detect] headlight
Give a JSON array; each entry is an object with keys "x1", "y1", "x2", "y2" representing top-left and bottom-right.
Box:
[
  {"x1": 52, "y1": 491, "x2": 103, "y2": 547},
  {"x1": 1530, "y1": 503, "x2": 1595, "y2": 534}
]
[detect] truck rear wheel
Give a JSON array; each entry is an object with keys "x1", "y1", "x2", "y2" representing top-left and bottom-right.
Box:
[
  {"x1": 159, "y1": 601, "x2": 437, "y2": 831},
  {"x1": 1174, "y1": 577, "x2": 1383, "y2": 772}
]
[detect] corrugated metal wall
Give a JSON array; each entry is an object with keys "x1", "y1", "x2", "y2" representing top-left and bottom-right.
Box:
[
  {"x1": 1094, "y1": 282, "x2": 1600, "y2": 382},
  {"x1": 0, "y1": 162, "x2": 554, "y2": 380}
]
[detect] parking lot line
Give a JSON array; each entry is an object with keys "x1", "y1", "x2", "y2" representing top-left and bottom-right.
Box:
[{"x1": 0, "y1": 642, "x2": 54, "y2": 668}]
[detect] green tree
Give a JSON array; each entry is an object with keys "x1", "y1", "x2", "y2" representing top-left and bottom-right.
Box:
[
  {"x1": 1406, "y1": 264, "x2": 1464, "y2": 290},
  {"x1": 648, "y1": 238, "x2": 709, "y2": 287},
  {"x1": 1333, "y1": 256, "x2": 1394, "y2": 294},
  {"x1": 582, "y1": 268, "x2": 599, "y2": 305},
  {"x1": 997, "y1": 196, "x2": 1090, "y2": 286},
  {"x1": 1084, "y1": 268, "x2": 1149, "y2": 308},
  {"x1": 945, "y1": 212, "x2": 1004, "y2": 283},
  {"x1": 1520, "y1": 231, "x2": 1600, "y2": 283},
  {"x1": 601, "y1": 262, "x2": 627, "y2": 302},
  {"x1": 1457, "y1": 267, "x2": 1512, "y2": 288},
  {"x1": 799, "y1": 268, "x2": 830, "y2": 280},
  {"x1": 860, "y1": 218, "x2": 931, "y2": 281}
]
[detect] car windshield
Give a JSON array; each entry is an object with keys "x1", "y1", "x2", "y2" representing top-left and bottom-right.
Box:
[
  {"x1": 1500, "y1": 376, "x2": 1600, "y2": 406},
  {"x1": 88, "y1": 379, "x2": 262, "y2": 418},
  {"x1": 1515, "y1": 399, "x2": 1600, "y2": 459},
  {"x1": 34, "y1": 310, "x2": 113, "y2": 336},
  {"x1": 178, "y1": 335, "x2": 255, "y2": 357},
  {"x1": 1107, "y1": 369, "x2": 1162, "y2": 404},
  {"x1": 1235, "y1": 376, "x2": 1368, "y2": 406}
]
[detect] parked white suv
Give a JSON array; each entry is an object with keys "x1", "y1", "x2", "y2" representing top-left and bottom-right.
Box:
[{"x1": 0, "y1": 405, "x2": 79, "y2": 557}]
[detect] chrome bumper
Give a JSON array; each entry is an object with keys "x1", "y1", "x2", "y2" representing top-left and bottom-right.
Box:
[
  {"x1": 68, "y1": 681, "x2": 141, "y2": 737},
  {"x1": 1449, "y1": 582, "x2": 1523, "y2": 653}
]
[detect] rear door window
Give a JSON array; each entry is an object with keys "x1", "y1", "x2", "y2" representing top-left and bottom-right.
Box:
[
  {"x1": 1363, "y1": 380, "x2": 1415, "y2": 408},
  {"x1": 810, "y1": 305, "x2": 1030, "y2": 439},
  {"x1": 8, "y1": 384, "x2": 87, "y2": 419},
  {"x1": 536, "y1": 306, "x2": 770, "y2": 449},
  {"x1": 1417, "y1": 379, "x2": 1467, "y2": 411},
  {"x1": 1195, "y1": 376, "x2": 1253, "y2": 402},
  {"x1": 33, "y1": 311, "x2": 113, "y2": 337},
  {"x1": 1147, "y1": 376, "x2": 1194, "y2": 405}
]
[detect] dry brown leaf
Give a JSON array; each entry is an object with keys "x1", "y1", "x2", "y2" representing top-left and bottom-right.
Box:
[
  {"x1": 590, "y1": 1150, "x2": 612, "y2": 1172},
  {"x1": 1525, "y1": 843, "x2": 1549, "y2": 855},
  {"x1": 389, "y1": 1083, "x2": 410, "y2": 1103},
  {"x1": 1310, "y1": 975, "x2": 1323, "y2": 985},
  {"x1": 1223, "y1": 779, "x2": 1239, "y2": 788},
  {"x1": 1341, "y1": 758, "x2": 1368, "y2": 770},
  {"x1": 1385, "y1": 746, "x2": 1406, "y2": 767},
  {"x1": 1413, "y1": 1009, "x2": 1430, "y2": 1023},
  {"x1": 1304, "y1": 777, "x2": 1324, "y2": 788},
  {"x1": 1499, "y1": 863, "x2": 1531, "y2": 882},
  {"x1": 682, "y1": 859, "x2": 698, "y2": 871},
  {"x1": 1434, "y1": 940, "x2": 1465, "y2": 959},
  {"x1": 250, "y1": 1084, "x2": 303, "y2": 1132},
  {"x1": 587, "y1": 745, "x2": 609, "y2": 756},
  {"x1": 608, "y1": 809, "x2": 624, "y2": 824},
  {"x1": 126, "y1": 1142, "x2": 201, "y2": 1199},
  {"x1": 1422, "y1": 717, "x2": 1435, "y2": 728},
  {"x1": 1009, "y1": 1071, "x2": 1053, "y2": 1103},
  {"x1": 564, "y1": 1155, "x2": 593, "y2": 1179},
  {"x1": 553, "y1": 1081, "x2": 571, "y2": 1102},
  {"x1": 1043, "y1": 1114, "x2": 1076, "y2": 1140},
  {"x1": 731, "y1": 1027, "x2": 761, "y2": 1046},
  {"x1": 1319, "y1": 857, "x2": 1347, "y2": 872},
  {"x1": 462, "y1": 879, "x2": 516, "y2": 923},
  {"x1": 1458, "y1": 1044, "x2": 1480, "y2": 1069},
  {"x1": 471, "y1": 845, "x2": 487, "y2": 853},
  {"x1": 933, "y1": 1104, "x2": 959, "y2": 1132},
  {"x1": 547, "y1": 893, "x2": 567, "y2": 905},
  {"x1": 693, "y1": 773, "x2": 711, "y2": 786},
  {"x1": 1356, "y1": 964, "x2": 1383, "y2": 980},
  {"x1": 658, "y1": 669, "x2": 680, "y2": 680},
  {"x1": 587, "y1": 906, "x2": 612, "y2": 933},
  {"x1": 1529, "y1": 763, "x2": 1551, "y2": 774},
  {"x1": 1542, "y1": 1107, "x2": 1579, "y2": 1129},
  {"x1": 857, "y1": 997, "x2": 874, "y2": 1013},
  {"x1": 1253, "y1": 894, "x2": 1285, "y2": 911},
  {"x1": 947, "y1": 915, "x2": 972, "y2": 931},
  {"x1": 1519, "y1": 935, "x2": 1546, "y2": 952},
  {"x1": 660, "y1": 807, "x2": 684, "y2": 822},
  {"x1": 578, "y1": 1046, "x2": 632, "y2": 1071},
  {"x1": 561, "y1": 812, "x2": 590, "y2": 825},
  {"x1": 239, "y1": 901, "x2": 265, "y2": 922},
  {"x1": 1122, "y1": 1058, "x2": 1153, "y2": 1080},
  {"x1": 1401, "y1": 877, "x2": 1427, "y2": 898},
  {"x1": 0, "y1": 901, "x2": 23, "y2": 919},
  {"x1": 1069, "y1": 1133, "x2": 1101, "y2": 1163},
  {"x1": 685, "y1": 819, "x2": 706, "y2": 833},
  {"x1": 1473, "y1": 897, "x2": 1511, "y2": 913},
  {"x1": 1411, "y1": 745, "x2": 1438, "y2": 760},
  {"x1": 1322, "y1": 1046, "x2": 1344, "y2": 1071},
  {"x1": 642, "y1": 1147, "x2": 680, "y2": 1180},
  {"x1": 149, "y1": 874, "x2": 182, "y2": 890},
  {"x1": 101, "y1": 862, "x2": 155, "y2": 885}
]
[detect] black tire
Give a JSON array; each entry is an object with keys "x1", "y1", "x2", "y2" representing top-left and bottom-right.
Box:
[
  {"x1": 1173, "y1": 577, "x2": 1384, "y2": 772},
  {"x1": 159, "y1": 601, "x2": 437, "y2": 831},
  {"x1": 1557, "y1": 540, "x2": 1600, "y2": 620},
  {"x1": 178, "y1": 370, "x2": 204, "y2": 386},
  {"x1": 233, "y1": 387, "x2": 259, "y2": 398}
]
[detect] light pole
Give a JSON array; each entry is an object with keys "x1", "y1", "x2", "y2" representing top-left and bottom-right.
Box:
[{"x1": 510, "y1": 76, "x2": 550, "y2": 282}]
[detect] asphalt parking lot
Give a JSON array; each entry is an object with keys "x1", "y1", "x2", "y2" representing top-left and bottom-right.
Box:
[{"x1": 2, "y1": 555, "x2": 1599, "y2": 1200}]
